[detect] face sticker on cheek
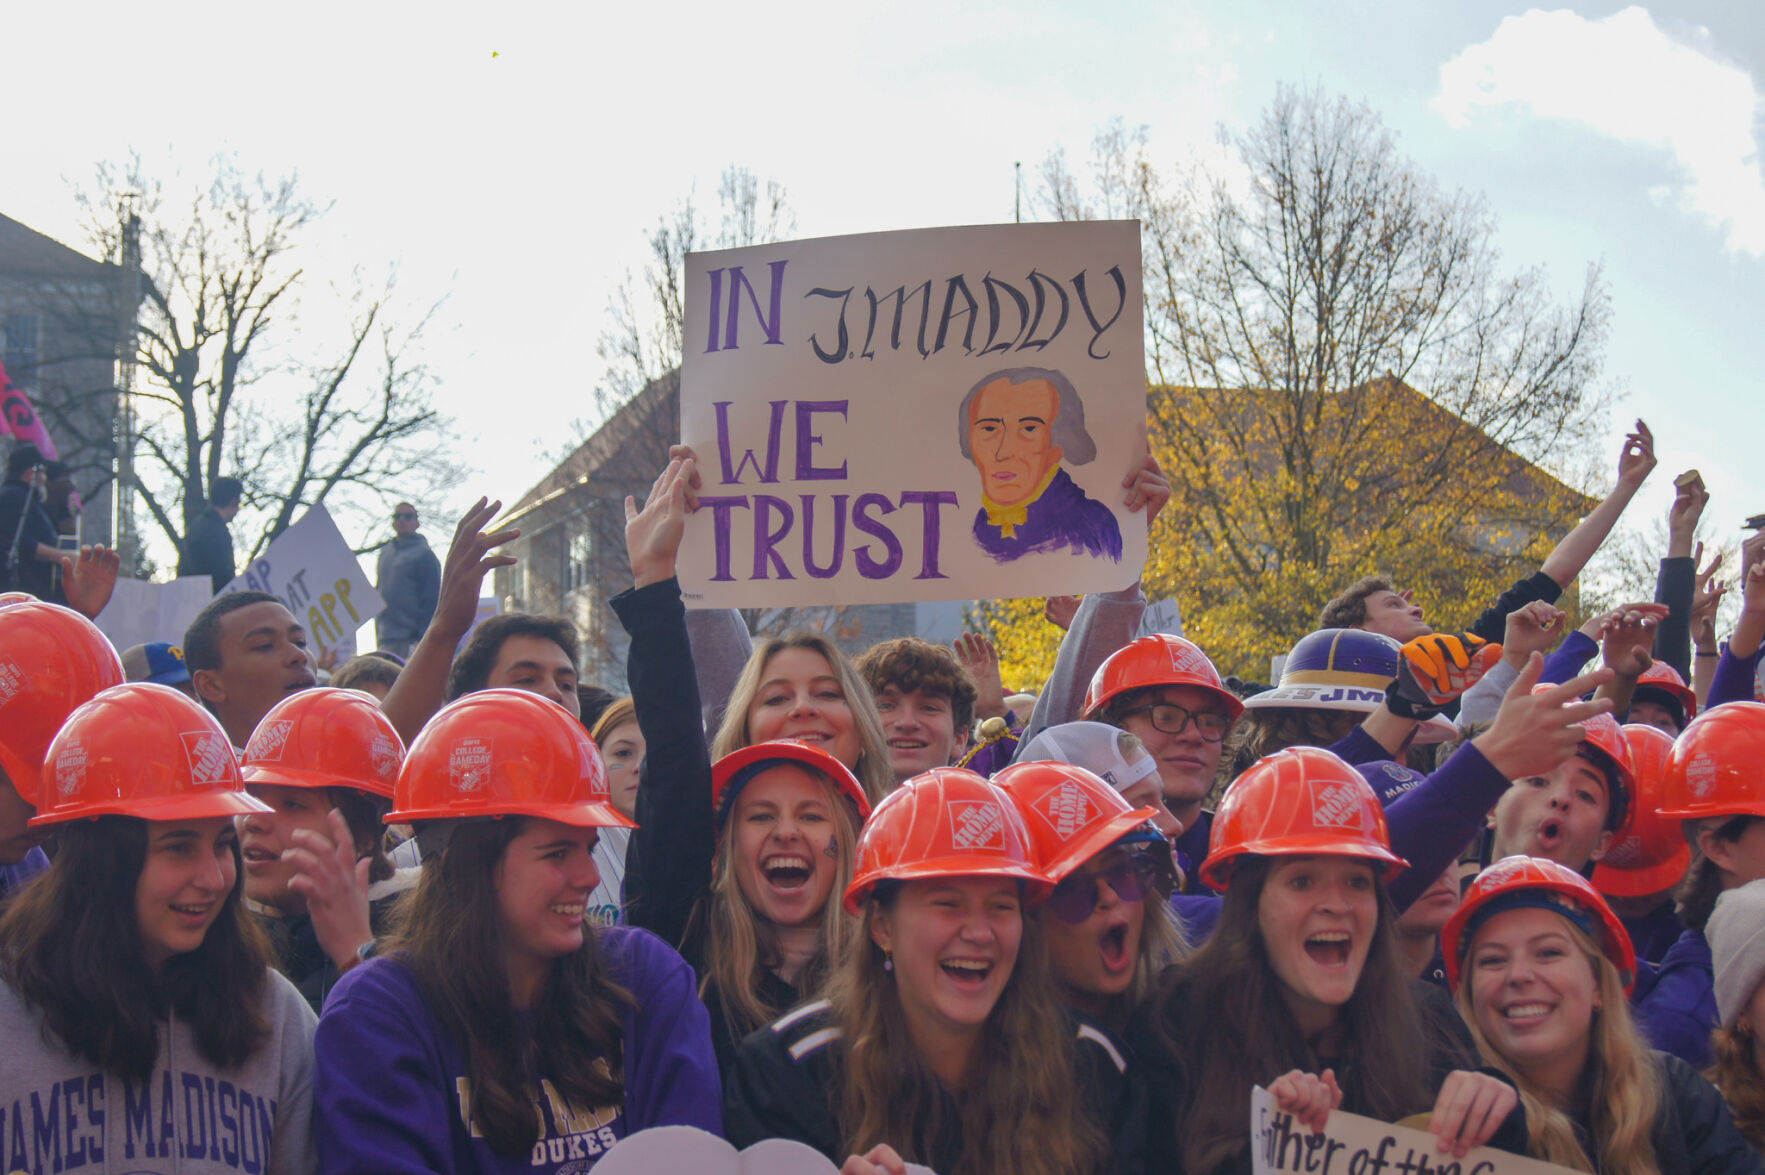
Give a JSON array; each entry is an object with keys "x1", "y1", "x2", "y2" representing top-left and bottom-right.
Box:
[{"x1": 825, "y1": 835, "x2": 839, "y2": 860}]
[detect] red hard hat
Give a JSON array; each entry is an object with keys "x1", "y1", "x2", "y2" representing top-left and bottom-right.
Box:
[
  {"x1": 1659, "y1": 701, "x2": 1765, "y2": 821},
  {"x1": 32, "y1": 683, "x2": 270, "y2": 826},
  {"x1": 0, "y1": 601, "x2": 127, "y2": 807},
  {"x1": 1443, "y1": 855, "x2": 1636, "y2": 993},
  {"x1": 1528, "y1": 684, "x2": 1634, "y2": 831},
  {"x1": 241, "y1": 688, "x2": 406, "y2": 800},
  {"x1": 1201, "y1": 746, "x2": 1407, "y2": 892},
  {"x1": 1634, "y1": 661, "x2": 1698, "y2": 723},
  {"x1": 994, "y1": 760, "x2": 1157, "y2": 883},
  {"x1": 711, "y1": 739, "x2": 872, "y2": 822},
  {"x1": 1593, "y1": 725, "x2": 1691, "y2": 898},
  {"x1": 387, "y1": 689, "x2": 634, "y2": 828},
  {"x1": 844, "y1": 767, "x2": 1051, "y2": 914},
  {"x1": 1082, "y1": 634, "x2": 1244, "y2": 723},
  {"x1": 0, "y1": 591, "x2": 37, "y2": 608}
]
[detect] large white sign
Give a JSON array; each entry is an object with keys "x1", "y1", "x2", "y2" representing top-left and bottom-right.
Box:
[
  {"x1": 219, "y1": 505, "x2": 383, "y2": 662},
  {"x1": 1251, "y1": 1085, "x2": 1576, "y2": 1175},
  {"x1": 679, "y1": 221, "x2": 1147, "y2": 609},
  {"x1": 93, "y1": 576, "x2": 214, "y2": 651}
]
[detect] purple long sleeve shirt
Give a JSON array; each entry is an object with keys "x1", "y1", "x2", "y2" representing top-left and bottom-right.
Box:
[
  {"x1": 1709, "y1": 641, "x2": 1764, "y2": 710},
  {"x1": 314, "y1": 927, "x2": 722, "y2": 1173}
]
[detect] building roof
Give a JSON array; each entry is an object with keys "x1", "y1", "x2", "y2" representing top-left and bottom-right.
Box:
[
  {"x1": 500, "y1": 370, "x2": 680, "y2": 528},
  {"x1": 0, "y1": 214, "x2": 115, "y2": 280}
]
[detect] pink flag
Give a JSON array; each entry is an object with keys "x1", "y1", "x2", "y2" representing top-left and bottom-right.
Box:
[{"x1": 0, "y1": 358, "x2": 60, "y2": 459}]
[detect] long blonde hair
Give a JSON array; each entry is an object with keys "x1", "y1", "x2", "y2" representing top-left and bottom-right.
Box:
[
  {"x1": 1710, "y1": 1026, "x2": 1765, "y2": 1152},
  {"x1": 1454, "y1": 921, "x2": 1661, "y2": 1175},
  {"x1": 713, "y1": 632, "x2": 893, "y2": 804},
  {"x1": 700, "y1": 766, "x2": 864, "y2": 1046},
  {"x1": 827, "y1": 888, "x2": 1110, "y2": 1175}
]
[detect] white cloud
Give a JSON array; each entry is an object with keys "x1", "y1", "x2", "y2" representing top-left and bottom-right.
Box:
[{"x1": 1434, "y1": 6, "x2": 1765, "y2": 255}]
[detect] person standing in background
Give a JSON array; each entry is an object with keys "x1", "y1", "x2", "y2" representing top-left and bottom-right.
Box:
[
  {"x1": 375, "y1": 501, "x2": 439, "y2": 659},
  {"x1": 179, "y1": 475, "x2": 244, "y2": 593}
]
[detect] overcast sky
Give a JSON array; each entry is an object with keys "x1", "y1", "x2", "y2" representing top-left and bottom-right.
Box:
[{"x1": 7, "y1": 0, "x2": 1761, "y2": 582}]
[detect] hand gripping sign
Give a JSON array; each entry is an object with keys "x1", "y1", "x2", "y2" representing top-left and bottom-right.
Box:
[
  {"x1": 679, "y1": 221, "x2": 1148, "y2": 609},
  {"x1": 1250, "y1": 1086, "x2": 1578, "y2": 1175}
]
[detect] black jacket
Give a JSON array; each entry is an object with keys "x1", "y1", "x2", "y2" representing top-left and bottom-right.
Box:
[
  {"x1": 178, "y1": 504, "x2": 236, "y2": 592},
  {"x1": 724, "y1": 999, "x2": 1148, "y2": 1174},
  {"x1": 259, "y1": 888, "x2": 405, "y2": 1014},
  {"x1": 0, "y1": 481, "x2": 57, "y2": 597},
  {"x1": 1564, "y1": 1051, "x2": 1763, "y2": 1175},
  {"x1": 1131, "y1": 974, "x2": 1529, "y2": 1175},
  {"x1": 613, "y1": 577, "x2": 789, "y2": 1079}
]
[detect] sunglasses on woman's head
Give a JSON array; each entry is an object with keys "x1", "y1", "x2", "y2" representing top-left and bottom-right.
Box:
[{"x1": 1046, "y1": 850, "x2": 1160, "y2": 924}]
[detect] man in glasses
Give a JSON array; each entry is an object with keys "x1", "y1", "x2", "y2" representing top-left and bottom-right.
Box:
[{"x1": 374, "y1": 501, "x2": 440, "y2": 658}]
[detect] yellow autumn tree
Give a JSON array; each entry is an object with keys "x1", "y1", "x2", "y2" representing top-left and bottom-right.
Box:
[{"x1": 981, "y1": 89, "x2": 1611, "y2": 684}]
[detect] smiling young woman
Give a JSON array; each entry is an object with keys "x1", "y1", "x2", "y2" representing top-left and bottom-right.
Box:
[
  {"x1": 0, "y1": 682, "x2": 318, "y2": 1175},
  {"x1": 1133, "y1": 747, "x2": 1527, "y2": 1175},
  {"x1": 725, "y1": 768, "x2": 1144, "y2": 1175},
  {"x1": 312, "y1": 689, "x2": 722, "y2": 1172},
  {"x1": 1444, "y1": 857, "x2": 1763, "y2": 1175}
]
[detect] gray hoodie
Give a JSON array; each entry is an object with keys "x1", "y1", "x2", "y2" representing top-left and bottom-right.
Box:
[{"x1": 0, "y1": 968, "x2": 318, "y2": 1175}]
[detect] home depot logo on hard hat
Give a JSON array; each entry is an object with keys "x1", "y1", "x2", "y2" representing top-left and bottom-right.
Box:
[
  {"x1": 950, "y1": 799, "x2": 1006, "y2": 852},
  {"x1": 1033, "y1": 781, "x2": 1099, "y2": 840},
  {"x1": 55, "y1": 739, "x2": 87, "y2": 797},
  {"x1": 182, "y1": 732, "x2": 234, "y2": 787},
  {"x1": 450, "y1": 737, "x2": 493, "y2": 793},
  {"x1": 247, "y1": 719, "x2": 294, "y2": 763},
  {"x1": 1310, "y1": 778, "x2": 1365, "y2": 831},
  {"x1": 1686, "y1": 753, "x2": 1718, "y2": 800},
  {"x1": 368, "y1": 733, "x2": 400, "y2": 783},
  {"x1": 0, "y1": 660, "x2": 23, "y2": 706}
]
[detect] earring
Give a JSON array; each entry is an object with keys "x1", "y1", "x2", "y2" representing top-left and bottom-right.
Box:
[
  {"x1": 1741, "y1": 1020, "x2": 1755, "y2": 1039},
  {"x1": 883, "y1": 952, "x2": 893, "y2": 972}
]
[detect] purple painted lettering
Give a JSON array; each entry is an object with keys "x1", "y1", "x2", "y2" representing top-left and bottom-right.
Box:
[
  {"x1": 794, "y1": 401, "x2": 849, "y2": 481},
  {"x1": 752, "y1": 496, "x2": 796, "y2": 579},
  {"x1": 899, "y1": 490, "x2": 958, "y2": 579},
  {"x1": 698, "y1": 496, "x2": 751, "y2": 581},
  {"x1": 714, "y1": 400, "x2": 787, "y2": 485},
  {"x1": 852, "y1": 493, "x2": 903, "y2": 579},
  {"x1": 801, "y1": 494, "x2": 848, "y2": 579}
]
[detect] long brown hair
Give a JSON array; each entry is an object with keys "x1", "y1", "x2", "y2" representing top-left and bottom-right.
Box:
[
  {"x1": 389, "y1": 818, "x2": 633, "y2": 1156},
  {"x1": 1710, "y1": 1026, "x2": 1765, "y2": 1151},
  {"x1": 697, "y1": 765, "x2": 864, "y2": 1043},
  {"x1": 1216, "y1": 708, "x2": 1358, "y2": 797},
  {"x1": 1454, "y1": 922, "x2": 1662, "y2": 1175},
  {"x1": 1678, "y1": 816, "x2": 1761, "y2": 933},
  {"x1": 0, "y1": 816, "x2": 271, "y2": 1081},
  {"x1": 1147, "y1": 854, "x2": 1430, "y2": 1175},
  {"x1": 827, "y1": 883, "x2": 1110, "y2": 1175},
  {"x1": 714, "y1": 631, "x2": 893, "y2": 803}
]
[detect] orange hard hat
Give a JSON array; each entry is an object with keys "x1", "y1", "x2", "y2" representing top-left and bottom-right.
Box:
[
  {"x1": 1443, "y1": 854, "x2": 1635, "y2": 993},
  {"x1": 1593, "y1": 725, "x2": 1691, "y2": 898},
  {"x1": 844, "y1": 767, "x2": 1051, "y2": 914},
  {"x1": 711, "y1": 739, "x2": 873, "y2": 825},
  {"x1": 1082, "y1": 634, "x2": 1244, "y2": 723},
  {"x1": 1528, "y1": 684, "x2": 1634, "y2": 832},
  {"x1": 1633, "y1": 661, "x2": 1698, "y2": 724},
  {"x1": 0, "y1": 601, "x2": 127, "y2": 807},
  {"x1": 1658, "y1": 701, "x2": 1765, "y2": 821},
  {"x1": 994, "y1": 760, "x2": 1157, "y2": 884},
  {"x1": 387, "y1": 688, "x2": 634, "y2": 828},
  {"x1": 241, "y1": 687, "x2": 406, "y2": 800},
  {"x1": 1201, "y1": 746, "x2": 1407, "y2": 891},
  {"x1": 32, "y1": 683, "x2": 270, "y2": 826}
]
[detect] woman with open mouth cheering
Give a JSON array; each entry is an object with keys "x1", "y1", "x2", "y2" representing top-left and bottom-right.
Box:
[
  {"x1": 1133, "y1": 745, "x2": 1527, "y2": 1175},
  {"x1": 724, "y1": 767, "x2": 1145, "y2": 1175},
  {"x1": 995, "y1": 758, "x2": 1188, "y2": 1033},
  {"x1": 613, "y1": 454, "x2": 878, "y2": 1078},
  {"x1": 1444, "y1": 856, "x2": 1762, "y2": 1175}
]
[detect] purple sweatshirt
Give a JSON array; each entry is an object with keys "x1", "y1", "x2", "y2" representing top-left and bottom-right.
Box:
[
  {"x1": 1709, "y1": 641, "x2": 1764, "y2": 710},
  {"x1": 313, "y1": 926, "x2": 722, "y2": 1173}
]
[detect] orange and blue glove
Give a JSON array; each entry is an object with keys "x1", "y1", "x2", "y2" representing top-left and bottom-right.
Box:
[{"x1": 1386, "y1": 632, "x2": 1503, "y2": 719}]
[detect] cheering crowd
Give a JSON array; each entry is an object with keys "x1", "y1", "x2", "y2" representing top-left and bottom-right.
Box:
[{"x1": 1, "y1": 421, "x2": 1764, "y2": 1175}]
